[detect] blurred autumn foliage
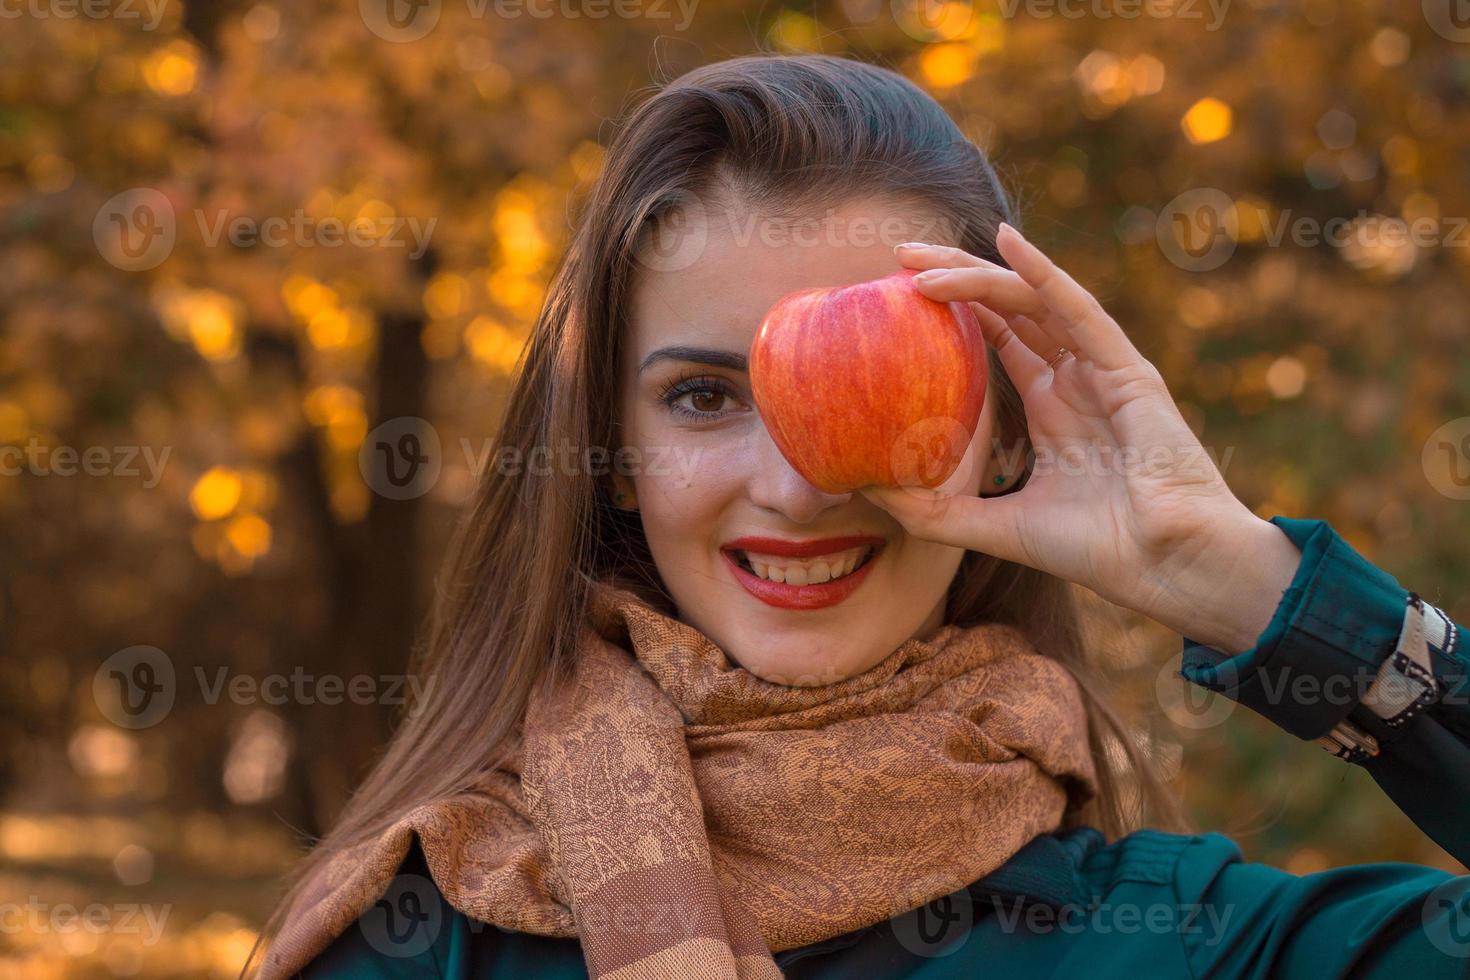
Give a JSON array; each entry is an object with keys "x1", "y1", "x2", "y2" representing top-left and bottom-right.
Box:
[{"x1": 2, "y1": 0, "x2": 1469, "y2": 976}]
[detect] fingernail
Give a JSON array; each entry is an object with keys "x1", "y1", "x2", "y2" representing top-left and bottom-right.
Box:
[
  {"x1": 998, "y1": 222, "x2": 1030, "y2": 245},
  {"x1": 913, "y1": 269, "x2": 949, "y2": 283},
  {"x1": 895, "y1": 242, "x2": 932, "y2": 251}
]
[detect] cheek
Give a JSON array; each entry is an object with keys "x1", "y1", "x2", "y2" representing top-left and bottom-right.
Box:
[{"x1": 632, "y1": 430, "x2": 754, "y2": 552}]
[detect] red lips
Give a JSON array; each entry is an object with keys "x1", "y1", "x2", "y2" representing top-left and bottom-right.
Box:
[
  {"x1": 720, "y1": 535, "x2": 885, "y2": 610},
  {"x1": 722, "y1": 534, "x2": 885, "y2": 558}
]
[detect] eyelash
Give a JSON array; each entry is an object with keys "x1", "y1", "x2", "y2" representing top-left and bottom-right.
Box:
[{"x1": 656, "y1": 371, "x2": 745, "y2": 422}]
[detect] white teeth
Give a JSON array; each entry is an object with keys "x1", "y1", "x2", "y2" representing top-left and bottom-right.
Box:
[{"x1": 738, "y1": 545, "x2": 873, "y2": 585}]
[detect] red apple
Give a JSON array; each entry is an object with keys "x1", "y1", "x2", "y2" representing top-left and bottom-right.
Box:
[{"x1": 748, "y1": 268, "x2": 989, "y2": 494}]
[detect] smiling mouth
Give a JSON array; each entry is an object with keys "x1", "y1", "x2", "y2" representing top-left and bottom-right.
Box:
[{"x1": 729, "y1": 544, "x2": 878, "y2": 586}]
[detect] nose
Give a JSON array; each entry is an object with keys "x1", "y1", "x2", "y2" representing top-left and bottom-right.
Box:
[{"x1": 745, "y1": 423, "x2": 854, "y2": 524}]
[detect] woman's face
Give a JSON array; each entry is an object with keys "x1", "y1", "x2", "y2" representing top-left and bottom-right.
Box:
[{"x1": 614, "y1": 195, "x2": 1004, "y2": 686}]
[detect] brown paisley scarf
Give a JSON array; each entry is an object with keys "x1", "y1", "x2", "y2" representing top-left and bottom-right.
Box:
[{"x1": 259, "y1": 579, "x2": 1097, "y2": 979}]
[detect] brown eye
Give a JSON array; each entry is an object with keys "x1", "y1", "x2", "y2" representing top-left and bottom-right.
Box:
[
  {"x1": 659, "y1": 374, "x2": 746, "y2": 422},
  {"x1": 689, "y1": 389, "x2": 725, "y2": 413}
]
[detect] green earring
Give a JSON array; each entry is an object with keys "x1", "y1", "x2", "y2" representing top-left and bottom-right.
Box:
[{"x1": 993, "y1": 475, "x2": 1006, "y2": 486}]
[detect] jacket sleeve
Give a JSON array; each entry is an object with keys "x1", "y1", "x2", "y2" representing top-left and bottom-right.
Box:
[
  {"x1": 1171, "y1": 831, "x2": 1470, "y2": 978},
  {"x1": 1177, "y1": 516, "x2": 1470, "y2": 868}
]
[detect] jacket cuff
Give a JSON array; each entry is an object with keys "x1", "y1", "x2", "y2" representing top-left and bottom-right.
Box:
[{"x1": 1178, "y1": 516, "x2": 1407, "y2": 740}]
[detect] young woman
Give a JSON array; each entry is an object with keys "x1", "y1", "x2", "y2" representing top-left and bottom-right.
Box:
[{"x1": 250, "y1": 54, "x2": 1470, "y2": 978}]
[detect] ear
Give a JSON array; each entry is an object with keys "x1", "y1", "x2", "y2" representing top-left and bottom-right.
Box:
[
  {"x1": 977, "y1": 427, "x2": 1029, "y2": 498},
  {"x1": 605, "y1": 472, "x2": 638, "y2": 511}
]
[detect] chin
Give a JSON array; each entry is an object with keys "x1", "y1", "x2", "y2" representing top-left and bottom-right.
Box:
[{"x1": 723, "y1": 630, "x2": 874, "y2": 687}]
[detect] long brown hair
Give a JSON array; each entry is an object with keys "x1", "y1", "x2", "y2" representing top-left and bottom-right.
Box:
[{"x1": 251, "y1": 51, "x2": 1184, "y2": 971}]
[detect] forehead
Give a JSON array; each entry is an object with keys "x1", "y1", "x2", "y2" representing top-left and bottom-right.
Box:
[{"x1": 625, "y1": 196, "x2": 940, "y2": 365}]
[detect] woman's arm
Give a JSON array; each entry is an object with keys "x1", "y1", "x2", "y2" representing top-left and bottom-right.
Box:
[
  {"x1": 1177, "y1": 514, "x2": 1470, "y2": 867},
  {"x1": 863, "y1": 227, "x2": 1469, "y2": 866}
]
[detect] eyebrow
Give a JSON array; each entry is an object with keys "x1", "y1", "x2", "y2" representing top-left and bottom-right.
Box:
[{"x1": 638, "y1": 345, "x2": 748, "y2": 375}]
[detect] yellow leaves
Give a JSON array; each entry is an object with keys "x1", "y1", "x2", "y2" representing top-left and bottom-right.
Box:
[
  {"x1": 282, "y1": 275, "x2": 338, "y2": 321},
  {"x1": 224, "y1": 512, "x2": 272, "y2": 558},
  {"x1": 302, "y1": 385, "x2": 366, "y2": 450},
  {"x1": 423, "y1": 273, "x2": 468, "y2": 320},
  {"x1": 494, "y1": 190, "x2": 549, "y2": 272},
  {"x1": 188, "y1": 302, "x2": 241, "y2": 361},
  {"x1": 1381, "y1": 135, "x2": 1419, "y2": 176},
  {"x1": 307, "y1": 307, "x2": 373, "y2": 351},
  {"x1": 1368, "y1": 28, "x2": 1409, "y2": 68},
  {"x1": 919, "y1": 44, "x2": 977, "y2": 91},
  {"x1": 894, "y1": 0, "x2": 986, "y2": 44},
  {"x1": 570, "y1": 140, "x2": 605, "y2": 184},
  {"x1": 142, "y1": 40, "x2": 200, "y2": 97},
  {"x1": 0, "y1": 401, "x2": 27, "y2": 443},
  {"x1": 485, "y1": 267, "x2": 542, "y2": 321},
  {"x1": 1264, "y1": 355, "x2": 1306, "y2": 399},
  {"x1": 1336, "y1": 214, "x2": 1420, "y2": 281},
  {"x1": 769, "y1": 10, "x2": 820, "y2": 52},
  {"x1": 464, "y1": 315, "x2": 526, "y2": 374},
  {"x1": 282, "y1": 274, "x2": 375, "y2": 354},
  {"x1": 301, "y1": 384, "x2": 369, "y2": 524},
  {"x1": 189, "y1": 467, "x2": 243, "y2": 520},
  {"x1": 189, "y1": 466, "x2": 277, "y2": 572},
  {"x1": 1075, "y1": 51, "x2": 1165, "y2": 117},
  {"x1": 25, "y1": 152, "x2": 75, "y2": 194},
  {"x1": 156, "y1": 287, "x2": 243, "y2": 363},
  {"x1": 1182, "y1": 98, "x2": 1233, "y2": 145}
]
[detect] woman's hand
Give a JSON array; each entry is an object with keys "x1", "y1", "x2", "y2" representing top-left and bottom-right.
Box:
[{"x1": 858, "y1": 224, "x2": 1304, "y2": 656}]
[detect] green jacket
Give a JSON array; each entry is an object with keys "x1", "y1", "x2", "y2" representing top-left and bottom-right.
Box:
[{"x1": 302, "y1": 517, "x2": 1470, "y2": 978}]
